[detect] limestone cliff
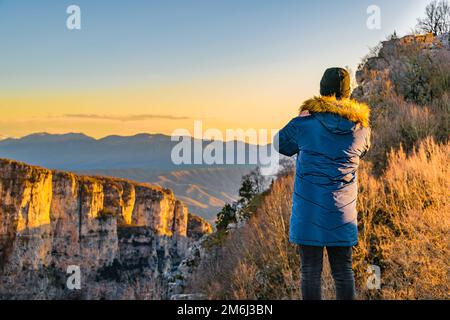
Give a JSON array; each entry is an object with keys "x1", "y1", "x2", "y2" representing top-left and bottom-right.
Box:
[{"x1": 0, "y1": 158, "x2": 211, "y2": 299}]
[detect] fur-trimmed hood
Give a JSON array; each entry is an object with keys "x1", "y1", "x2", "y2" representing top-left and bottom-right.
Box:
[{"x1": 300, "y1": 96, "x2": 370, "y2": 128}]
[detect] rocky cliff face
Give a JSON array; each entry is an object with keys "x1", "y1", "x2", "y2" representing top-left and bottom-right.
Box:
[
  {"x1": 354, "y1": 32, "x2": 450, "y2": 101},
  {"x1": 0, "y1": 158, "x2": 211, "y2": 299}
]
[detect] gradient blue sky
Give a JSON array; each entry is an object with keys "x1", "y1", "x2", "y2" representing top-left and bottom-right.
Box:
[{"x1": 0, "y1": 0, "x2": 433, "y2": 138}]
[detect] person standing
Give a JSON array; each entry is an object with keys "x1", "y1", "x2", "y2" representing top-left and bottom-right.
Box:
[{"x1": 275, "y1": 68, "x2": 371, "y2": 300}]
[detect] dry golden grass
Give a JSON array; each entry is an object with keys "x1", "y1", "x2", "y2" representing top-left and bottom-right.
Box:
[{"x1": 355, "y1": 138, "x2": 450, "y2": 300}]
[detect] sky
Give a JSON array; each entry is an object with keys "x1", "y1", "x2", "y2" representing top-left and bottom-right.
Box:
[{"x1": 0, "y1": 0, "x2": 434, "y2": 139}]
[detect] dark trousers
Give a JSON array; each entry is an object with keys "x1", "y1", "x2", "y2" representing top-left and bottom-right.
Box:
[{"x1": 299, "y1": 245, "x2": 356, "y2": 300}]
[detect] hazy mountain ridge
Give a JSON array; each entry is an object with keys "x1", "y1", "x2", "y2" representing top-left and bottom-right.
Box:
[
  {"x1": 0, "y1": 133, "x2": 259, "y2": 220},
  {"x1": 0, "y1": 133, "x2": 180, "y2": 171},
  {"x1": 0, "y1": 132, "x2": 266, "y2": 170}
]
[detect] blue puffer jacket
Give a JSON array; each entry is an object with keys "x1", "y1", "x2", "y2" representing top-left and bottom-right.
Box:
[{"x1": 275, "y1": 96, "x2": 371, "y2": 247}]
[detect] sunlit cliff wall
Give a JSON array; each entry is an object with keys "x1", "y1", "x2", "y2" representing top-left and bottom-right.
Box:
[{"x1": 0, "y1": 158, "x2": 210, "y2": 299}]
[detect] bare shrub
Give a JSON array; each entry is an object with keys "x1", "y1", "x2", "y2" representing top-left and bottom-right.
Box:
[
  {"x1": 367, "y1": 94, "x2": 449, "y2": 172},
  {"x1": 417, "y1": 0, "x2": 450, "y2": 35}
]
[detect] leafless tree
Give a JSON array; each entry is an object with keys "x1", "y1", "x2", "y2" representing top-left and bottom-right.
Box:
[{"x1": 417, "y1": 0, "x2": 450, "y2": 35}]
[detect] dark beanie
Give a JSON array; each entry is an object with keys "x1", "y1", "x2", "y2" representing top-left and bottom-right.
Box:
[{"x1": 320, "y1": 68, "x2": 351, "y2": 99}]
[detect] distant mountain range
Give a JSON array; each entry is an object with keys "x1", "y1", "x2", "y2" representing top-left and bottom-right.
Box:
[
  {"x1": 0, "y1": 132, "x2": 186, "y2": 171},
  {"x1": 0, "y1": 132, "x2": 263, "y2": 171},
  {"x1": 0, "y1": 133, "x2": 264, "y2": 221}
]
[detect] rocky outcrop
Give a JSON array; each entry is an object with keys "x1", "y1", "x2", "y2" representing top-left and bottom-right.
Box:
[
  {"x1": 354, "y1": 32, "x2": 450, "y2": 101},
  {"x1": 0, "y1": 158, "x2": 211, "y2": 299},
  {"x1": 187, "y1": 214, "x2": 213, "y2": 241},
  {"x1": 167, "y1": 235, "x2": 212, "y2": 299}
]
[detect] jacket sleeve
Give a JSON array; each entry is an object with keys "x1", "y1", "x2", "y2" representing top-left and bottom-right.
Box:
[
  {"x1": 274, "y1": 118, "x2": 300, "y2": 157},
  {"x1": 360, "y1": 127, "x2": 371, "y2": 159}
]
